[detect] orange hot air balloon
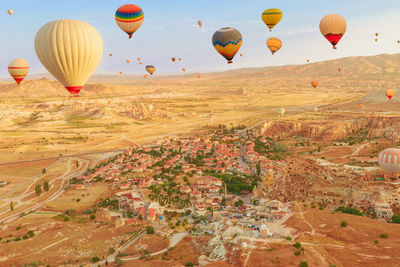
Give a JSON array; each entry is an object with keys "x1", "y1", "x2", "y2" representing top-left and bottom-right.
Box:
[
  {"x1": 311, "y1": 81, "x2": 318, "y2": 88},
  {"x1": 119, "y1": 71, "x2": 123, "y2": 75},
  {"x1": 178, "y1": 58, "x2": 182, "y2": 61},
  {"x1": 182, "y1": 68, "x2": 186, "y2": 72},
  {"x1": 126, "y1": 59, "x2": 130, "y2": 63},
  {"x1": 139, "y1": 62, "x2": 143, "y2": 65},
  {"x1": 137, "y1": 57, "x2": 141, "y2": 61},
  {"x1": 375, "y1": 38, "x2": 378, "y2": 42},
  {"x1": 240, "y1": 53, "x2": 243, "y2": 57},
  {"x1": 172, "y1": 57, "x2": 176, "y2": 62},
  {"x1": 109, "y1": 53, "x2": 112, "y2": 57},
  {"x1": 359, "y1": 103, "x2": 363, "y2": 109},
  {"x1": 375, "y1": 33, "x2": 379, "y2": 37},
  {"x1": 386, "y1": 89, "x2": 395, "y2": 100},
  {"x1": 198, "y1": 73, "x2": 201, "y2": 78}
]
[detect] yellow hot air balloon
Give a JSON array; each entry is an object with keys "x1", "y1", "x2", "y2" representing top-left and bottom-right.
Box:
[
  {"x1": 267, "y1": 37, "x2": 282, "y2": 55},
  {"x1": 212, "y1": 27, "x2": 242, "y2": 64},
  {"x1": 8, "y1": 58, "x2": 29, "y2": 86},
  {"x1": 146, "y1": 65, "x2": 156, "y2": 75},
  {"x1": 319, "y1": 14, "x2": 347, "y2": 49},
  {"x1": 7, "y1": 9, "x2": 13, "y2": 16},
  {"x1": 34, "y1": 20, "x2": 103, "y2": 95},
  {"x1": 182, "y1": 68, "x2": 186, "y2": 72},
  {"x1": 262, "y1": 8, "x2": 283, "y2": 31},
  {"x1": 386, "y1": 89, "x2": 395, "y2": 100}
]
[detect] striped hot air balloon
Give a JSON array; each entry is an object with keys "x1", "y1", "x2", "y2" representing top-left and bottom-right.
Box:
[
  {"x1": 320, "y1": 14, "x2": 347, "y2": 49},
  {"x1": 146, "y1": 65, "x2": 155, "y2": 75},
  {"x1": 212, "y1": 27, "x2": 242, "y2": 64},
  {"x1": 115, "y1": 4, "x2": 144, "y2": 39},
  {"x1": 378, "y1": 148, "x2": 400, "y2": 179},
  {"x1": 267, "y1": 37, "x2": 282, "y2": 55},
  {"x1": 8, "y1": 58, "x2": 29, "y2": 86},
  {"x1": 262, "y1": 8, "x2": 283, "y2": 31}
]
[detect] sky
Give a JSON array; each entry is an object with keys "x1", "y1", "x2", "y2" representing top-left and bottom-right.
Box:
[{"x1": 1, "y1": 0, "x2": 400, "y2": 77}]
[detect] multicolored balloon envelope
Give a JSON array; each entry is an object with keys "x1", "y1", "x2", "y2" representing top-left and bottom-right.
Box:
[
  {"x1": 8, "y1": 58, "x2": 29, "y2": 86},
  {"x1": 378, "y1": 148, "x2": 400, "y2": 179},
  {"x1": 34, "y1": 19, "x2": 103, "y2": 95},
  {"x1": 146, "y1": 65, "x2": 156, "y2": 75},
  {"x1": 320, "y1": 14, "x2": 347, "y2": 49},
  {"x1": 212, "y1": 27, "x2": 242, "y2": 64},
  {"x1": 115, "y1": 4, "x2": 144, "y2": 39},
  {"x1": 267, "y1": 37, "x2": 282, "y2": 55},
  {"x1": 261, "y1": 8, "x2": 283, "y2": 31}
]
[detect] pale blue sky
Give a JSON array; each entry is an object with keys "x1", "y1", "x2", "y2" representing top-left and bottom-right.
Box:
[{"x1": 1, "y1": 0, "x2": 400, "y2": 77}]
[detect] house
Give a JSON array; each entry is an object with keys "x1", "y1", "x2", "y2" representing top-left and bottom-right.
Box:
[
  {"x1": 119, "y1": 183, "x2": 130, "y2": 190},
  {"x1": 75, "y1": 184, "x2": 86, "y2": 190},
  {"x1": 190, "y1": 191, "x2": 202, "y2": 199},
  {"x1": 375, "y1": 203, "x2": 393, "y2": 219},
  {"x1": 180, "y1": 186, "x2": 192, "y2": 194}
]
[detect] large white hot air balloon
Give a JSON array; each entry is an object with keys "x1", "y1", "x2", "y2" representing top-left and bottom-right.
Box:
[
  {"x1": 8, "y1": 58, "x2": 29, "y2": 85},
  {"x1": 34, "y1": 19, "x2": 103, "y2": 95},
  {"x1": 378, "y1": 148, "x2": 400, "y2": 179}
]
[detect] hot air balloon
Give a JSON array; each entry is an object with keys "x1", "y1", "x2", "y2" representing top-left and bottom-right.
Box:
[
  {"x1": 267, "y1": 37, "x2": 282, "y2": 55},
  {"x1": 137, "y1": 57, "x2": 141, "y2": 61},
  {"x1": 338, "y1": 68, "x2": 341, "y2": 72},
  {"x1": 144, "y1": 74, "x2": 149, "y2": 78},
  {"x1": 126, "y1": 59, "x2": 130, "y2": 63},
  {"x1": 172, "y1": 57, "x2": 176, "y2": 62},
  {"x1": 178, "y1": 58, "x2": 182, "y2": 61},
  {"x1": 139, "y1": 62, "x2": 143, "y2": 65},
  {"x1": 386, "y1": 89, "x2": 395, "y2": 100},
  {"x1": 262, "y1": 8, "x2": 283, "y2": 31},
  {"x1": 119, "y1": 71, "x2": 123, "y2": 75},
  {"x1": 375, "y1": 33, "x2": 379, "y2": 37},
  {"x1": 198, "y1": 20, "x2": 204, "y2": 28},
  {"x1": 115, "y1": 4, "x2": 144, "y2": 39},
  {"x1": 198, "y1": 73, "x2": 201, "y2": 78},
  {"x1": 146, "y1": 65, "x2": 155, "y2": 75},
  {"x1": 278, "y1": 108, "x2": 285, "y2": 116},
  {"x1": 240, "y1": 54, "x2": 243, "y2": 57},
  {"x1": 7, "y1": 9, "x2": 13, "y2": 15},
  {"x1": 34, "y1": 20, "x2": 103, "y2": 96},
  {"x1": 378, "y1": 148, "x2": 400, "y2": 179},
  {"x1": 109, "y1": 53, "x2": 112, "y2": 57},
  {"x1": 311, "y1": 81, "x2": 318, "y2": 88},
  {"x1": 182, "y1": 68, "x2": 186, "y2": 72},
  {"x1": 319, "y1": 14, "x2": 347, "y2": 49},
  {"x1": 359, "y1": 103, "x2": 363, "y2": 109},
  {"x1": 375, "y1": 38, "x2": 378, "y2": 42},
  {"x1": 8, "y1": 58, "x2": 29, "y2": 86},
  {"x1": 307, "y1": 59, "x2": 310, "y2": 63},
  {"x1": 398, "y1": 40, "x2": 400, "y2": 44},
  {"x1": 212, "y1": 27, "x2": 242, "y2": 64}
]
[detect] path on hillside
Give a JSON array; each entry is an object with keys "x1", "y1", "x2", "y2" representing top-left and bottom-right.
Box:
[{"x1": 297, "y1": 203, "x2": 315, "y2": 236}]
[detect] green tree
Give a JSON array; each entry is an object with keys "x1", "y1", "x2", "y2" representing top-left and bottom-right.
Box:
[
  {"x1": 108, "y1": 247, "x2": 115, "y2": 255},
  {"x1": 42, "y1": 168, "x2": 46, "y2": 174},
  {"x1": 76, "y1": 161, "x2": 79, "y2": 167},
  {"x1": 44, "y1": 181, "x2": 49, "y2": 191},
  {"x1": 392, "y1": 214, "x2": 400, "y2": 224},
  {"x1": 299, "y1": 262, "x2": 309, "y2": 267},
  {"x1": 256, "y1": 160, "x2": 261, "y2": 177},
  {"x1": 10, "y1": 201, "x2": 13, "y2": 211},
  {"x1": 35, "y1": 184, "x2": 42, "y2": 197},
  {"x1": 293, "y1": 242, "x2": 301, "y2": 249},
  {"x1": 340, "y1": 221, "x2": 347, "y2": 227},
  {"x1": 146, "y1": 226, "x2": 154, "y2": 234},
  {"x1": 91, "y1": 256, "x2": 100, "y2": 263},
  {"x1": 115, "y1": 257, "x2": 124, "y2": 266},
  {"x1": 380, "y1": 233, "x2": 388, "y2": 239}
]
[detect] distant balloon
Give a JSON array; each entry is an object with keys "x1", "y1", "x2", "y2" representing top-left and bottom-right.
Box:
[
  {"x1": 398, "y1": 40, "x2": 400, "y2": 44},
  {"x1": 109, "y1": 53, "x2": 112, "y2": 57},
  {"x1": 126, "y1": 59, "x2": 130, "y2": 63},
  {"x1": 307, "y1": 59, "x2": 310, "y2": 63},
  {"x1": 144, "y1": 74, "x2": 149, "y2": 78},
  {"x1": 262, "y1": 8, "x2": 283, "y2": 31},
  {"x1": 198, "y1": 73, "x2": 201, "y2": 78},
  {"x1": 212, "y1": 27, "x2": 242, "y2": 64},
  {"x1": 119, "y1": 71, "x2": 123, "y2": 75},
  {"x1": 198, "y1": 20, "x2": 204, "y2": 28},
  {"x1": 359, "y1": 103, "x2": 363, "y2": 109},
  {"x1": 267, "y1": 37, "x2": 282, "y2": 55},
  {"x1": 172, "y1": 57, "x2": 176, "y2": 62},
  {"x1": 182, "y1": 68, "x2": 186, "y2": 72},
  {"x1": 34, "y1": 19, "x2": 103, "y2": 95},
  {"x1": 320, "y1": 14, "x2": 347, "y2": 49},
  {"x1": 115, "y1": 4, "x2": 144, "y2": 39},
  {"x1": 240, "y1": 54, "x2": 243, "y2": 57},
  {"x1": 386, "y1": 89, "x2": 395, "y2": 100},
  {"x1": 338, "y1": 68, "x2": 341, "y2": 72},
  {"x1": 178, "y1": 58, "x2": 182, "y2": 61},
  {"x1": 7, "y1": 9, "x2": 13, "y2": 15},
  {"x1": 278, "y1": 108, "x2": 285, "y2": 116},
  {"x1": 375, "y1": 33, "x2": 379, "y2": 37},
  {"x1": 146, "y1": 104, "x2": 153, "y2": 112},
  {"x1": 375, "y1": 38, "x2": 378, "y2": 42},
  {"x1": 311, "y1": 81, "x2": 318, "y2": 88},
  {"x1": 8, "y1": 58, "x2": 29, "y2": 86},
  {"x1": 139, "y1": 62, "x2": 143, "y2": 65},
  {"x1": 378, "y1": 148, "x2": 400, "y2": 179},
  {"x1": 146, "y1": 65, "x2": 155, "y2": 75},
  {"x1": 137, "y1": 57, "x2": 141, "y2": 61}
]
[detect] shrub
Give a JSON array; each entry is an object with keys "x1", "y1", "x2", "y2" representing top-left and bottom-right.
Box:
[
  {"x1": 91, "y1": 256, "x2": 100, "y2": 263},
  {"x1": 293, "y1": 242, "x2": 301, "y2": 249},
  {"x1": 28, "y1": 230, "x2": 34, "y2": 238},
  {"x1": 294, "y1": 250, "x2": 301, "y2": 256},
  {"x1": 16, "y1": 226, "x2": 21, "y2": 230},
  {"x1": 335, "y1": 206, "x2": 363, "y2": 216},
  {"x1": 185, "y1": 262, "x2": 194, "y2": 267},
  {"x1": 392, "y1": 214, "x2": 400, "y2": 224},
  {"x1": 285, "y1": 236, "x2": 292, "y2": 241},
  {"x1": 23, "y1": 235, "x2": 28, "y2": 240},
  {"x1": 303, "y1": 204, "x2": 307, "y2": 207},
  {"x1": 319, "y1": 206, "x2": 324, "y2": 210},
  {"x1": 340, "y1": 221, "x2": 347, "y2": 227},
  {"x1": 311, "y1": 204, "x2": 316, "y2": 209},
  {"x1": 108, "y1": 247, "x2": 115, "y2": 255},
  {"x1": 300, "y1": 262, "x2": 309, "y2": 267},
  {"x1": 15, "y1": 237, "x2": 21, "y2": 241},
  {"x1": 374, "y1": 240, "x2": 379, "y2": 244},
  {"x1": 90, "y1": 214, "x2": 96, "y2": 220},
  {"x1": 380, "y1": 233, "x2": 388, "y2": 239}
]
